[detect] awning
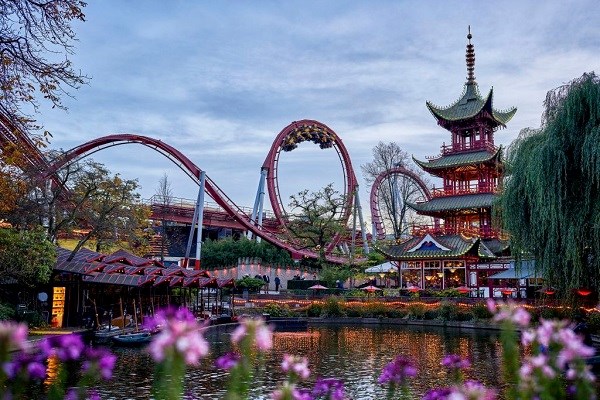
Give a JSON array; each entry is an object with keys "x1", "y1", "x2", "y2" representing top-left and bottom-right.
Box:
[
  {"x1": 488, "y1": 260, "x2": 538, "y2": 279},
  {"x1": 365, "y1": 262, "x2": 398, "y2": 274}
]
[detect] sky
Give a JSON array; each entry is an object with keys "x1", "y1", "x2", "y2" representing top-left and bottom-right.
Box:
[{"x1": 38, "y1": 1, "x2": 600, "y2": 223}]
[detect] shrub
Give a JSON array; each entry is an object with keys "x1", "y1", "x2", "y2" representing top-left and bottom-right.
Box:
[
  {"x1": 406, "y1": 303, "x2": 427, "y2": 320},
  {"x1": 322, "y1": 297, "x2": 346, "y2": 317},
  {"x1": 423, "y1": 309, "x2": 438, "y2": 320},
  {"x1": 362, "y1": 302, "x2": 388, "y2": 318},
  {"x1": 586, "y1": 311, "x2": 600, "y2": 334},
  {"x1": 455, "y1": 311, "x2": 474, "y2": 322},
  {"x1": 437, "y1": 301, "x2": 459, "y2": 321},
  {"x1": 386, "y1": 308, "x2": 407, "y2": 318},
  {"x1": 0, "y1": 303, "x2": 15, "y2": 320},
  {"x1": 263, "y1": 303, "x2": 291, "y2": 317},
  {"x1": 305, "y1": 303, "x2": 323, "y2": 317},
  {"x1": 471, "y1": 302, "x2": 493, "y2": 320}
]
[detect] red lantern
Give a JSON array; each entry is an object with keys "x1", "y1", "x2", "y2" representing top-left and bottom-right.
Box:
[
  {"x1": 456, "y1": 286, "x2": 471, "y2": 294},
  {"x1": 576, "y1": 288, "x2": 592, "y2": 296}
]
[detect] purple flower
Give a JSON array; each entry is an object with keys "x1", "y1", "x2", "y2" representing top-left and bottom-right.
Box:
[
  {"x1": 271, "y1": 383, "x2": 314, "y2": 400},
  {"x1": 441, "y1": 354, "x2": 470, "y2": 370},
  {"x1": 40, "y1": 334, "x2": 85, "y2": 361},
  {"x1": 3, "y1": 352, "x2": 47, "y2": 380},
  {"x1": 312, "y1": 377, "x2": 345, "y2": 400},
  {"x1": 83, "y1": 347, "x2": 117, "y2": 380},
  {"x1": 422, "y1": 387, "x2": 453, "y2": 400},
  {"x1": 215, "y1": 352, "x2": 240, "y2": 370},
  {"x1": 378, "y1": 355, "x2": 417, "y2": 385}
]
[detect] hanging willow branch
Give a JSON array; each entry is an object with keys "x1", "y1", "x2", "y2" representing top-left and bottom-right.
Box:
[{"x1": 499, "y1": 72, "x2": 600, "y2": 295}]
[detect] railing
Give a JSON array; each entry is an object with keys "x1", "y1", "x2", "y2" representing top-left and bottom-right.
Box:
[
  {"x1": 439, "y1": 140, "x2": 497, "y2": 155},
  {"x1": 430, "y1": 184, "x2": 497, "y2": 198},
  {"x1": 145, "y1": 195, "x2": 275, "y2": 219},
  {"x1": 410, "y1": 224, "x2": 502, "y2": 239}
]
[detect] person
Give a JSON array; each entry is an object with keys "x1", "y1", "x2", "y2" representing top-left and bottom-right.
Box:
[
  {"x1": 263, "y1": 274, "x2": 270, "y2": 293},
  {"x1": 274, "y1": 276, "x2": 281, "y2": 292}
]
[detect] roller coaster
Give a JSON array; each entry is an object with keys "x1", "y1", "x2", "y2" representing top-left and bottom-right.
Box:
[{"x1": 2, "y1": 114, "x2": 431, "y2": 264}]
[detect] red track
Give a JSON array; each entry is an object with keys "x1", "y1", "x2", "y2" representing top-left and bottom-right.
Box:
[
  {"x1": 369, "y1": 166, "x2": 431, "y2": 240},
  {"x1": 43, "y1": 124, "x2": 358, "y2": 264}
]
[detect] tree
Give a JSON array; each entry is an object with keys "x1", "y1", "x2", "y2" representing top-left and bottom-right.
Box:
[
  {"x1": 0, "y1": 0, "x2": 87, "y2": 133},
  {"x1": 154, "y1": 173, "x2": 174, "y2": 262},
  {"x1": 286, "y1": 184, "x2": 347, "y2": 265},
  {"x1": 0, "y1": 227, "x2": 55, "y2": 288},
  {"x1": 201, "y1": 237, "x2": 293, "y2": 268},
  {"x1": 499, "y1": 73, "x2": 600, "y2": 294},
  {"x1": 361, "y1": 142, "x2": 429, "y2": 239}
]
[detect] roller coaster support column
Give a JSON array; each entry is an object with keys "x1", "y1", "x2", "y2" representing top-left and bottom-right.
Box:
[
  {"x1": 184, "y1": 171, "x2": 206, "y2": 269},
  {"x1": 247, "y1": 168, "x2": 267, "y2": 242},
  {"x1": 356, "y1": 192, "x2": 369, "y2": 254}
]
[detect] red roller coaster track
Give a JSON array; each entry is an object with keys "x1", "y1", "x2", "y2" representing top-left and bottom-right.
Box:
[
  {"x1": 262, "y1": 120, "x2": 359, "y2": 254},
  {"x1": 42, "y1": 123, "x2": 359, "y2": 264},
  {"x1": 369, "y1": 166, "x2": 431, "y2": 240}
]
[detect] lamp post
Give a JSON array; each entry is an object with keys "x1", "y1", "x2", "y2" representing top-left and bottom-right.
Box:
[{"x1": 379, "y1": 273, "x2": 386, "y2": 288}]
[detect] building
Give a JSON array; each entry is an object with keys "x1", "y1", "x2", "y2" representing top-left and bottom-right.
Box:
[{"x1": 378, "y1": 29, "x2": 519, "y2": 297}]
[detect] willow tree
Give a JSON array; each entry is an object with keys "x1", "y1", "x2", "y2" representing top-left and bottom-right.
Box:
[{"x1": 499, "y1": 73, "x2": 600, "y2": 293}]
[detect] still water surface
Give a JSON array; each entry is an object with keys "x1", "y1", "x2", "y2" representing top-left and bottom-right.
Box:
[{"x1": 95, "y1": 324, "x2": 505, "y2": 399}]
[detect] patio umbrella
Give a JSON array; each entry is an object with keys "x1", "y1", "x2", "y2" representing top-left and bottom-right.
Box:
[
  {"x1": 308, "y1": 284, "x2": 328, "y2": 290},
  {"x1": 455, "y1": 286, "x2": 473, "y2": 294},
  {"x1": 406, "y1": 286, "x2": 422, "y2": 293},
  {"x1": 362, "y1": 285, "x2": 382, "y2": 293}
]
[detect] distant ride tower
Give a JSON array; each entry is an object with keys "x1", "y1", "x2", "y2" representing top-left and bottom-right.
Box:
[{"x1": 378, "y1": 28, "x2": 517, "y2": 296}]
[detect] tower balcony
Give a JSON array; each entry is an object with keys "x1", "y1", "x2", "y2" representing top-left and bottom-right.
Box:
[
  {"x1": 410, "y1": 223, "x2": 504, "y2": 239},
  {"x1": 431, "y1": 183, "x2": 498, "y2": 198},
  {"x1": 440, "y1": 140, "x2": 497, "y2": 155}
]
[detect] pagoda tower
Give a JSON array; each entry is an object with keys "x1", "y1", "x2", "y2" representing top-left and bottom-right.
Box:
[
  {"x1": 411, "y1": 27, "x2": 516, "y2": 238},
  {"x1": 377, "y1": 29, "x2": 517, "y2": 296}
]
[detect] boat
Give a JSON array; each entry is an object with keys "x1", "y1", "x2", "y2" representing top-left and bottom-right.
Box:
[{"x1": 112, "y1": 331, "x2": 152, "y2": 346}]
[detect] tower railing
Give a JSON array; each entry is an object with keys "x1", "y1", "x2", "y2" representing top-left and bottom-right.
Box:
[{"x1": 440, "y1": 140, "x2": 497, "y2": 155}]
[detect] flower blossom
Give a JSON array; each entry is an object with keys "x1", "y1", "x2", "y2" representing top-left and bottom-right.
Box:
[
  {"x1": 271, "y1": 383, "x2": 313, "y2": 400},
  {"x1": 378, "y1": 355, "x2": 417, "y2": 385},
  {"x1": 147, "y1": 307, "x2": 209, "y2": 365},
  {"x1": 82, "y1": 347, "x2": 117, "y2": 380},
  {"x1": 486, "y1": 299, "x2": 530, "y2": 327},
  {"x1": 215, "y1": 352, "x2": 240, "y2": 370},
  {"x1": 231, "y1": 317, "x2": 273, "y2": 352},
  {"x1": 441, "y1": 354, "x2": 471, "y2": 370},
  {"x1": 312, "y1": 377, "x2": 345, "y2": 400},
  {"x1": 281, "y1": 354, "x2": 310, "y2": 380},
  {"x1": 0, "y1": 321, "x2": 29, "y2": 353},
  {"x1": 3, "y1": 351, "x2": 46, "y2": 380},
  {"x1": 40, "y1": 334, "x2": 85, "y2": 362}
]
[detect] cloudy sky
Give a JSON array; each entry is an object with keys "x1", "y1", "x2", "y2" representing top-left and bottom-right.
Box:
[{"x1": 39, "y1": 1, "x2": 599, "y2": 220}]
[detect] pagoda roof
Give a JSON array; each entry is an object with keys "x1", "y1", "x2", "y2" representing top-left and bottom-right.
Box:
[
  {"x1": 408, "y1": 193, "x2": 496, "y2": 214},
  {"x1": 378, "y1": 234, "x2": 486, "y2": 260},
  {"x1": 426, "y1": 83, "x2": 516, "y2": 127},
  {"x1": 413, "y1": 148, "x2": 501, "y2": 172}
]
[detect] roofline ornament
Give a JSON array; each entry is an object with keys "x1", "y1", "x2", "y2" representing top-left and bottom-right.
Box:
[{"x1": 466, "y1": 25, "x2": 476, "y2": 84}]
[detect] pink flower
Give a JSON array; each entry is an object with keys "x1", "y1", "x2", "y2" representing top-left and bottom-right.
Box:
[
  {"x1": 147, "y1": 307, "x2": 209, "y2": 366},
  {"x1": 0, "y1": 321, "x2": 29, "y2": 352},
  {"x1": 231, "y1": 317, "x2": 273, "y2": 352},
  {"x1": 489, "y1": 301, "x2": 531, "y2": 327},
  {"x1": 281, "y1": 354, "x2": 310, "y2": 380}
]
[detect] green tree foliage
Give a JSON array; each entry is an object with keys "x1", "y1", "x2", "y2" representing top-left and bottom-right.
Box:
[
  {"x1": 499, "y1": 73, "x2": 600, "y2": 293},
  {"x1": 0, "y1": 227, "x2": 55, "y2": 287},
  {"x1": 286, "y1": 184, "x2": 347, "y2": 264},
  {"x1": 318, "y1": 265, "x2": 354, "y2": 288},
  {"x1": 201, "y1": 237, "x2": 293, "y2": 268}
]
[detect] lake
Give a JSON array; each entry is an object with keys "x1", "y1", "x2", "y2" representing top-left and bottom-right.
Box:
[{"x1": 93, "y1": 323, "x2": 506, "y2": 399}]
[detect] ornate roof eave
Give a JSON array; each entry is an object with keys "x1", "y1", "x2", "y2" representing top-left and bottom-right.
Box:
[
  {"x1": 412, "y1": 147, "x2": 502, "y2": 173},
  {"x1": 407, "y1": 193, "x2": 496, "y2": 215},
  {"x1": 376, "y1": 235, "x2": 481, "y2": 260}
]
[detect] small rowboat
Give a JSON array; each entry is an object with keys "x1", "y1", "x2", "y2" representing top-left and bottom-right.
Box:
[{"x1": 112, "y1": 331, "x2": 152, "y2": 346}]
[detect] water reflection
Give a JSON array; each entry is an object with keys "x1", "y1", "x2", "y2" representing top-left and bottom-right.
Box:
[{"x1": 94, "y1": 324, "x2": 504, "y2": 399}]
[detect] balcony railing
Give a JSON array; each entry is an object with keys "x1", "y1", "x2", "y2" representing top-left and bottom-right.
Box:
[
  {"x1": 439, "y1": 140, "x2": 497, "y2": 155},
  {"x1": 410, "y1": 224, "x2": 504, "y2": 239},
  {"x1": 430, "y1": 184, "x2": 497, "y2": 198}
]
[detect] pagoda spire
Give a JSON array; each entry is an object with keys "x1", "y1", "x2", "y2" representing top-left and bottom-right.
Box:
[{"x1": 466, "y1": 26, "x2": 476, "y2": 84}]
